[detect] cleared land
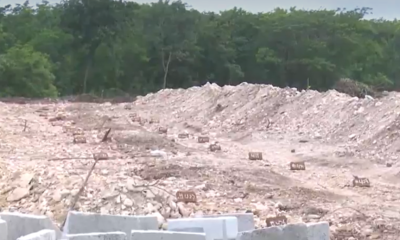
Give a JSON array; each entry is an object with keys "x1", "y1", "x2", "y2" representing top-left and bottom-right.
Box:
[{"x1": 1, "y1": 83, "x2": 400, "y2": 239}]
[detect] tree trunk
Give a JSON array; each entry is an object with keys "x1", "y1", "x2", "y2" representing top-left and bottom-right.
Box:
[
  {"x1": 83, "y1": 42, "x2": 101, "y2": 93},
  {"x1": 83, "y1": 60, "x2": 91, "y2": 94},
  {"x1": 162, "y1": 51, "x2": 172, "y2": 89}
]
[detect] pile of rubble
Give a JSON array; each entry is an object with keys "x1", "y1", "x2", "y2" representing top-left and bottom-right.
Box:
[{"x1": 137, "y1": 83, "x2": 400, "y2": 162}]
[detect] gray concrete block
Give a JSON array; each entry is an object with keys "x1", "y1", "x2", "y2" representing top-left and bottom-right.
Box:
[
  {"x1": 62, "y1": 211, "x2": 158, "y2": 240},
  {"x1": 0, "y1": 212, "x2": 61, "y2": 240},
  {"x1": 17, "y1": 230, "x2": 56, "y2": 240},
  {"x1": 66, "y1": 232, "x2": 126, "y2": 240},
  {"x1": 307, "y1": 221, "x2": 330, "y2": 240},
  {"x1": 282, "y1": 223, "x2": 308, "y2": 240},
  {"x1": 0, "y1": 219, "x2": 7, "y2": 240},
  {"x1": 168, "y1": 227, "x2": 204, "y2": 233},
  {"x1": 168, "y1": 217, "x2": 238, "y2": 240},
  {"x1": 235, "y1": 227, "x2": 283, "y2": 240},
  {"x1": 196, "y1": 213, "x2": 255, "y2": 232},
  {"x1": 131, "y1": 230, "x2": 206, "y2": 240}
]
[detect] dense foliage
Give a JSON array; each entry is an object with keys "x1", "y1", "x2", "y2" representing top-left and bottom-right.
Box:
[{"x1": 0, "y1": 0, "x2": 399, "y2": 98}]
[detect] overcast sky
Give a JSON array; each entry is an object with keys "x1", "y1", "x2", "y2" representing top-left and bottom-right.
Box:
[{"x1": 2, "y1": 0, "x2": 399, "y2": 20}]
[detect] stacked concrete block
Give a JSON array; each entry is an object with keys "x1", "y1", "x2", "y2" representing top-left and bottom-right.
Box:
[
  {"x1": 168, "y1": 216, "x2": 238, "y2": 240},
  {"x1": 0, "y1": 209, "x2": 330, "y2": 240},
  {"x1": 65, "y1": 232, "x2": 127, "y2": 240},
  {"x1": 0, "y1": 219, "x2": 7, "y2": 240},
  {"x1": 235, "y1": 221, "x2": 330, "y2": 240},
  {"x1": 16, "y1": 230, "x2": 56, "y2": 240},
  {"x1": 131, "y1": 230, "x2": 206, "y2": 240},
  {"x1": 195, "y1": 213, "x2": 255, "y2": 232},
  {"x1": 0, "y1": 212, "x2": 61, "y2": 240},
  {"x1": 62, "y1": 211, "x2": 158, "y2": 239}
]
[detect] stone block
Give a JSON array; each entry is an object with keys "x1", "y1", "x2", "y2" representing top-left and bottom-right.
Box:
[
  {"x1": 168, "y1": 227, "x2": 204, "y2": 233},
  {"x1": 168, "y1": 217, "x2": 238, "y2": 240},
  {"x1": 131, "y1": 230, "x2": 206, "y2": 240},
  {"x1": 307, "y1": 221, "x2": 330, "y2": 240},
  {"x1": 282, "y1": 223, "x2": 308, "y2": 240},
  {"x1": 0, "y1": 219, "x2": 7, "y2": 240},
  {"x1": 235, "y1": 226, "x2": 283, "y2": 240},
  {"x1": 66, "y1": 232, "x2": 126, "y2": 240},
  {"x1": 62, "y1": 211, "x2": 158, "y2": 240},
  {"x1": 0, "y1": 212, "x2": 61, "y2": 240},
  {"x1": 196, "y1": 213, "x2": 255, "y2": 232},
  {"x1": 16, "y1": 230, "x2": 56, "y2": 240},
  {"x1": 236, "y1": 221, "x2": 330, "y2": 240}
]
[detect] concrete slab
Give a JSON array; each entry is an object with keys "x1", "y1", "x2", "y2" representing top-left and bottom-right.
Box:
[
  {"x1": 0, "y1": 212, "x2": 61, "y2": 240},
  {"x1": 62, "y1": 211, "x2": 158, "y2": 240},
  {"x1": 16, "y1": 230, "x2": 56, "y2": 240},
  {"x1": 235, "y1": 226, "x2": 283, "y2": 240},
  {"x1": 66, "y1": 232, "x2": 126, "y2": 240},
  {"x1": 307, "y1": 221, "x2": 330, "y2": 240},
  {"x1": 131, "y1": 230, "x2": 206, "y2": 240},
  {"x1": 196, "y1": 213, "x2": 255, "y2": 232},
  {"x1": 0, "y1": 219, "x2": 7, "y2": 240},
  {"x1": 167, "y1": 217, "x2": 238, "y2": 240}
]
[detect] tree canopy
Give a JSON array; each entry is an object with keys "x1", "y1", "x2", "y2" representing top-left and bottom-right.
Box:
[{"x1": 0, "y1": 0, "x2": 399, "y2": 98}]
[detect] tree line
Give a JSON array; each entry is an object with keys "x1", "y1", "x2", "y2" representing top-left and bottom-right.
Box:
[{"x1": 0, "y1": 0, "x2": 399, "y2": 98}]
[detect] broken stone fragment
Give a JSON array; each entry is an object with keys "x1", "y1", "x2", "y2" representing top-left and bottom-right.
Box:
[
  {"x1": 7, "y1": 187, "x2": 30, "y2": 202},
  {"x1": 177, "y1": 202, "x2": 191, "y2": 217},
  {"x1": 348, "y1": 134, "x2": 356, "y2": 140},
  {"x1": 18, "y1": 173, "x2": 34, "y2": 188},
  {"x1": 145, "y1": 190, "x2": 155, "y2": 199},
  {"x1": 160, "y1": 206, "x2": 171, "y2": 218},
  {"x1": 144, "y1": 203, "x2": 156, "y2": 214},
  {"x1": 168, "y1": 198, "x2": 177, "y2": 211},
  {"x1": 123, "y1": 198, "x2": 133, "y2": 207},
  {"x1": 52, "y1": 191, "x2": 62, "y2": 203},
  {"x1": 115, "y1": 195, "x2": 121, "y2": 204},
  {"x1": 101, "y1": 189, "x2": 119, "y2": 200},
  {"x1": 170, "y1": 210, "x2": 181, "y2": 218},
  {"x1": 151, "y1": 211, "x2": 165, "y2": 227}
]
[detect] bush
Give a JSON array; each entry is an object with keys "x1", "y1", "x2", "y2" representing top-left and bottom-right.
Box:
[{"x1": 334, "y1": 78, "x2": 376, "y2": 98}]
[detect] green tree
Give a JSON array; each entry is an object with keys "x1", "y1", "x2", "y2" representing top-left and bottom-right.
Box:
[
  {"x1": 139, "y1": 0, "x2": 200, "y2": 89},
  {"x1": 0, "y1": 0, "x2": 400, "y2": 97},
  {"x1": 59, "y1": 0, "x2": 130, "y2": 93},
  {"x1": 0, "y1": 44, "x2": 57, "y2": 97}
]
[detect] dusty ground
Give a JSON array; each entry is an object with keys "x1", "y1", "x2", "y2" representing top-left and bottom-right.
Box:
[{"x1": 1, "y1": 83, "x2": 400, "y2": 239}]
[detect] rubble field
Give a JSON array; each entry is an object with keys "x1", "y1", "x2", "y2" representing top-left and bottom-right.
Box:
[{"x1": 1, "y1": 82, "x2": 400, "y2": 239}]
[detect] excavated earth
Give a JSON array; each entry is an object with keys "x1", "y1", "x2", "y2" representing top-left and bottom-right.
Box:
[{"x1": 1, "y1": 83, "x2": 400, "y2": 239}]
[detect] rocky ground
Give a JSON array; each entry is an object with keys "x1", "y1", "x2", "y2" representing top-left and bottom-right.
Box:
[{"x1": 1, "y1": 83, "x2": 400, "y2": 239}]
